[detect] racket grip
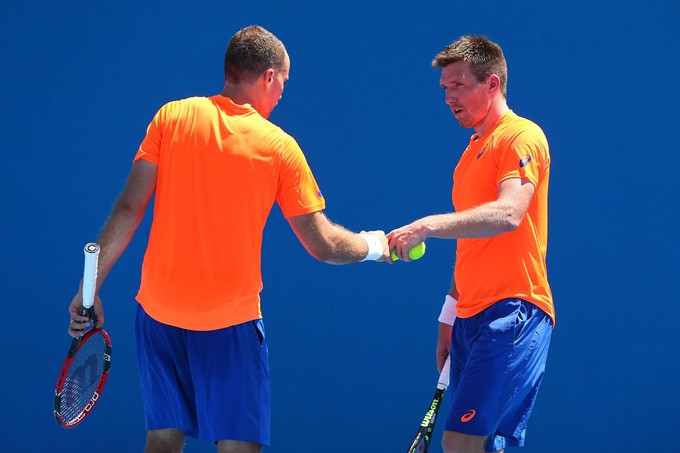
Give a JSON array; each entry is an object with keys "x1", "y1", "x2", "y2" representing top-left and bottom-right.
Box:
[
  {"x1": 81, "y1": 305, "x2": 96, "y2": 322},
  {"x1": 437, "y1": 355, "x2": 451, "y2": 390},
  {"x1": 82, "y1": 243, "x2": 100, "y2": 310}
]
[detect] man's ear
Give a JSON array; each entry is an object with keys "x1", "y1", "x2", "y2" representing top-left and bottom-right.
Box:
[
  {"x1": 488, "y1": 74, "x2": 501, "y2": 94},
  {"x1": 264, "y1": 68, "x2": 276, "y2": 85}
]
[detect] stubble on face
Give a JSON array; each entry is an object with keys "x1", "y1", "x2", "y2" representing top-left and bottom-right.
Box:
[{"x1": 440, "y1": 61, "x2": 489, "y2": 131}]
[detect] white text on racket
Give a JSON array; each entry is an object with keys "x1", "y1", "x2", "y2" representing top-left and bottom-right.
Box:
[
  {"x1": 421, "y1": 400, "x2": 441, "y2": 427},
  {"x1": 70, "y1": 392, "x2": 100, "y2": 425}
]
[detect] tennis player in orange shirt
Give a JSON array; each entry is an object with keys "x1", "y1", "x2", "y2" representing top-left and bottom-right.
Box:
[
  {"x1": 67, "y1": 25, "x2": 389, "y2": 453},
  {"x1": 389, "y1": 36, "x2": 554, "y2": 453}
]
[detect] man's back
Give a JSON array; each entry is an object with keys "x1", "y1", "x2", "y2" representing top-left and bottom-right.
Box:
[{"x1": 134, "y1": 95, "x2": 325, "y2": 330}]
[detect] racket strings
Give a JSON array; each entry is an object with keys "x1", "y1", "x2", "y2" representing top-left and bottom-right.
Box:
[{"x1": 57, "y1": 332, "x2": 109, "y2": 422}]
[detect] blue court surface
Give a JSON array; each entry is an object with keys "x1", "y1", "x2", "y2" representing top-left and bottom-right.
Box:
[{"x1": 1, "y1": 1, "x2": 678, "y2": 451}]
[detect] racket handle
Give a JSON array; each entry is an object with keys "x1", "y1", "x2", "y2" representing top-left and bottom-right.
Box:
[
  {"x1": 437, "y1": 355, "x2": 451, "y2": 390},
  {"x1": 82, "y1": 243, "x2": 100, "y2": 310}
]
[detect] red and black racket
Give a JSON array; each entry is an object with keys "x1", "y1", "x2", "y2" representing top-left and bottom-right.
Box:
[
  {"x1": 406, "y1": 355, "x2": 451, "y2": 453},
  {"x1": 54, "y1": 243, "x2": 111, "y2": 428}
]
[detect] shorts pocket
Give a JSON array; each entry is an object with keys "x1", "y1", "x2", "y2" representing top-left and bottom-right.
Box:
[{"x1": 252, "y1": 319, "x2": 265, "y2": 346}]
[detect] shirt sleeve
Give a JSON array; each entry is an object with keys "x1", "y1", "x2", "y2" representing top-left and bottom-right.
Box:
[
  {"x1": 134, "y1": 102, "x2": 175, "y2": 165},
  {"x1": 275, "y1": 136, "x2": 326, "y2": 218},
  {"x1": 496, "y1": 125, "x2": 549, "y2": 188}
]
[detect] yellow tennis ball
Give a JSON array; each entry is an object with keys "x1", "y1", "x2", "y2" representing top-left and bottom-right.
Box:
[
  {"x1": 408, "y1": 242, "x2": 426, "y2": 260},
  {"x1": 391, "y1": 242, "x2": 426, "y2": 261}
]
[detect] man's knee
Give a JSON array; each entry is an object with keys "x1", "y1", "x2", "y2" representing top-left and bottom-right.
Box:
[
  {"x1": 442, "y1": 430, "x2": 502, "y2": 453},
  {"x1": 146, "y1": 428, "x2": 185, "y2": 453},
  {"x1": 216, "y1": 439, "x2": 262, "y2": 453}
]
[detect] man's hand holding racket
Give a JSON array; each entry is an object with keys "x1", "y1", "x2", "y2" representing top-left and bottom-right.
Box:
[
  {"x1": 68, "y1": 287, "x2": 105, "y2": 338},
  {"x1": 406, "y1": 355, "x2": 451, "y2": 453},
  {"x1": 55, "y1": 243, "x2": 112, "y2": 428}
]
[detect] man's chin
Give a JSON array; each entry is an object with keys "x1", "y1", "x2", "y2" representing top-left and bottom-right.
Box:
[{"x1": 457, "y1": 118, "x2": 473, "y2": 129}]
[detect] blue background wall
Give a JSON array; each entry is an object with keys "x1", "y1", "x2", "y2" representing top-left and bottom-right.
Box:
[{"x1": 1, "y1": 1, "x2": 678, "y2": 452}]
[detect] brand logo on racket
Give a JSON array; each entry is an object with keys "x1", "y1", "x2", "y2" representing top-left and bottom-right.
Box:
[
  {"x1": 420, "y1": 399, "x2": 441, "y2": 427},
  {"x1": 461, "y1": 409, "x2": 476, "y2": 422},
  {"x1": 69, "y1": 391, "x2": 100, "y2": 426}
]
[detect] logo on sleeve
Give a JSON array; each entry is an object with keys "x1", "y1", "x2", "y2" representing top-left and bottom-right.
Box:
[
  {"x1": 460, "y1": 409, "x2": 476, "y2": 422},
  {"x1": 519, "y1": 154, "x2": 532, "y2": 167}
]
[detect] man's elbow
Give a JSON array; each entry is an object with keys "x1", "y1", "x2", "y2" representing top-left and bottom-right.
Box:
[
  {"x1": 112, "y1": 200, "x2": 146, "y2": 224},
  {"x1": 309, "y1": 248, "x2": 332, "y2": 262},
  {"x1": 303, "y1": 241, "x2": 335, "y2": 262},
  {"x1": 307, "y1": 240, "x2": 350, "y2": 264},
  {"x1": 495, "y1": 202, "x2": 526, "y2": 232},
  {"x1": 501, "y1": 211, "x2": 525, "y2": 232}
]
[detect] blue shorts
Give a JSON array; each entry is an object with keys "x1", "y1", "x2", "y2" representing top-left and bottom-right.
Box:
[
  {"x1": 135, "y1": 304, "x2": 271, "y2": 445},
  {"x1": 445, "y1": 298, "x2": 552, "y2": 452}
]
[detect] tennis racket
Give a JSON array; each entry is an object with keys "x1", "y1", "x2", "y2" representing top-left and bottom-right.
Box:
[
  {"x1": 406, "y1": 355, "x2": 451, "y2": 453},
  {"x1": 54, "y1": 243, "x2": 112, "y2": 428}
]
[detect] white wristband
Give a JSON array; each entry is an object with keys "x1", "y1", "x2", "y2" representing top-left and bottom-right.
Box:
[
  {"x1": 359, "y1": 233, "x2": 383, "y2": 262},
  {"x1": 438, "y1": 294, "x2": 458, "y2": 326}
]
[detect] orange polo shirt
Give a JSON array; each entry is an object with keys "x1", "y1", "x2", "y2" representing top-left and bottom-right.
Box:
[
  {"x1": 134, "y1": 96, "x2": 325, "y2": 330},
  {"x1": 452, "y1": 111, "x2": 554, "y2": 324}
]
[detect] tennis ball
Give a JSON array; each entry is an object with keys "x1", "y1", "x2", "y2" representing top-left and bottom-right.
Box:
[{"x1": 391, "y1": 242, "x2": 426, "y2": 261}]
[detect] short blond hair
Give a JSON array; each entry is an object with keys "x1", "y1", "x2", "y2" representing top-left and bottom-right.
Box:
[
  {"x1": 224, "y1": 25, "x2": 287, "y2": 84},
  {"x1": 432, "y1": 35, "x2": 508, "y2": 98}
]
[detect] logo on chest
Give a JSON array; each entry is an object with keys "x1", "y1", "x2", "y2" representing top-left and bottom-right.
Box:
[{"x1": 476, "y1": 143, "x2": 488, "y2": 159}]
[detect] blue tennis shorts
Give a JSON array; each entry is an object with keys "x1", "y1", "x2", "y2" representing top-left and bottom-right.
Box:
[
  {"x1": 445, "y1": 298, "x2": 552, "y2": 452},
  {"x1": 135, "y1": 304, "x2": 271, "y2": 445}
]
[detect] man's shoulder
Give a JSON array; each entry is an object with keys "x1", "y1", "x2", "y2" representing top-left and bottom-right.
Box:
[
  {"x1": 496, "y1": 111, "x2": 547, "y2": 143},
  {"x1": 174, "y1": 96, "x2": 216, "y2": 111},
  {"x1": 504, "y1": 111, "x2": 545, "y2": 133},
  {"x1": 153, "y1": 96, "x2": 211, "y2": 117}
]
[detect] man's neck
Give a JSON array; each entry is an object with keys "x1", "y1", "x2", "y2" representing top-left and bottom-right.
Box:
[
  {"x1": 220, "y1": 83, "x2": 256, "y2": 108},
  {"x1": 474, "y1": 100, "x2": 509, "y2": 137}
]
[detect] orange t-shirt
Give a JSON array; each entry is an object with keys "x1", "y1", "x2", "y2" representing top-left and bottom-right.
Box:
[
  {"x1": 452, "y1": 111, "x2": 554, "y2": 324},
  {"x1": 134, "y1": 95, "x2": 325, "y2": 330}
]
